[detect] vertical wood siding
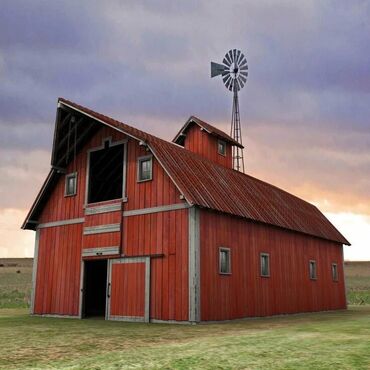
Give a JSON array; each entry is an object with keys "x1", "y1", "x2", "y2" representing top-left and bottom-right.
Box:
[
  {"x1": 123, "y1": 209, "x2": 189, "y2": 321},
  {"x1": 183, "y1": 125, "x2": 232, "y2": 168},
  {"x1": 38, "y1": 126, "x2": 126, "y2": 223},
  {"x1": 110, "y1": 262, "x2": 146, "y2": 317},
  {"x1": 35, "y1": 124, "x2": 189, "y2": 320},
  {"x1": 34, "y1": 224, "x2": 82, "y2": 316},
  {"x1": 200, "y1": 209, "x2": 346, "y2": 321}
]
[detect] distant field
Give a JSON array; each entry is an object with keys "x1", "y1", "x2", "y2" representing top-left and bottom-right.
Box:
[
  {"x1": 0, "y1": 259, "x2": 369, "y2": 308},
  {"x1": 344, "y1": 261, "x2": 370, "y2": 305},
  {"x1": 0, "y1": 258, "x2": 32, "y2": 309}
]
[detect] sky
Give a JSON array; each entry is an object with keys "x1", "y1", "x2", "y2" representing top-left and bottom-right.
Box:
[{"x1": 0, "y1": 0, "x2": 369, "y2": 259}]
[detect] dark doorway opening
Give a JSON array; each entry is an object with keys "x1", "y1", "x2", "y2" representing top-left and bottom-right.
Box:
[
  {"x1": 83, "y1": 260, "x2": 108, "y2": 318},
  {"x1": 88, "y1": 143, "x2": 124, "y2": 204}
]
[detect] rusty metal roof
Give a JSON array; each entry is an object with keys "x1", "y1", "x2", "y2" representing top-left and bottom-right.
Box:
[
  {"x1": 173, "y1": 116, "x2": 244, "y2": 148},
  {"x1": 23, "y1": 98, "x2": 350, "y2": 245}
]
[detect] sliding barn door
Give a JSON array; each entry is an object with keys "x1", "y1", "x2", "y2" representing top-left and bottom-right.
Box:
[{"x1": 106, "y1": 257, "x2": 150, "y2": 322}]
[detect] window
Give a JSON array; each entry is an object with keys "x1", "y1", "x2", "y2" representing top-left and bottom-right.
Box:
[
  {"x1": 260, "y1": 253, "x2": 270, "y2": 277},
  {"x1": 219, "y1": 247, "x2": 231, "y2": 274},
  {"x1": 65, "y1": 172, "x2": 77, "y2": 196},
  {"x1": 332, "y1": 263, "x2": 338, "y2": 281},
  {"x1": 88, "y1": 143, "x2": 124, "y2": 204},
  {"x1": 137, "y1": 156, "x2": 152, "y2": 182},
  {"x1": 218, "y1": 140, "x2": 226, "y2": 156},
  {"x1": 309, "y1": 260, "x2": 317, "y2": 280}
]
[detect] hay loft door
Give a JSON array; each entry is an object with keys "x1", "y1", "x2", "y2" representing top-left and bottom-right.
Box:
[{"x1": 106, "y1": 257, "x2": 150, "y2": 322}]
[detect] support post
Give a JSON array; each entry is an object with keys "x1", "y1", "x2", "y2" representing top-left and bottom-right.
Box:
[
  {"x1": 30, "y1": 229, "x2": 40, "y2": 314},
  {"x1": 188, "y1": 206, "x2": 200, "y2": 323}
]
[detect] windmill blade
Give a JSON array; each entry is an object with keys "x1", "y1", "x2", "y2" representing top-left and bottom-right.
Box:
[
  {"x1": 237, "y1": 77, "x2": 244, "y2": 88},
  {"x1": 236, "y1": 50, "x2": 241, "y2": 65},
  {"x1": 240, "y1": 65, "x2": 248, "y2": 71},
  {"x1": 233, "y1": 49, "x2": 237, "y2": 62},
  {"x1": 240, "y1": 71, "x2": 248, "y2": 78},
  {"x1": 226, "y1": 77, "x2": 233, "y2": 91},
  {"x1": 211, "y1": 62, "x2": 228, "y2": 78},
  {"x1": 224, "y1": 52, "x2": 232, "y2": 66},
  {"x1": 239, "y1": 74, "x2": 247, "y2": 83},
  {"x1": 223, "y1": 57, "x2": 231, "y2": 67},
  {"x1": 222, "y1": 73, "x2": 231, "y2": 84},
  {"x1": 239, "y1": 60, "x2": 248, "y2": 68},
  {"x1": 228, "y1": 50, "x2": 234, "y2": 64},
  {"x1": 237, "y1": 52, "x2": 245, "y2": 65}
]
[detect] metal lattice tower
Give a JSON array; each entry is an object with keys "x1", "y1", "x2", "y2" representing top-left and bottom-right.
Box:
[{"x1": 211, "y1": 49, "x2": 248, "y2": 172}]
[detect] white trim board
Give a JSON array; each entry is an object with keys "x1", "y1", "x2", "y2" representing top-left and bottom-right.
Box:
[
  {"x1": 37, "y1": 217, "x2": 85, "y2": 229},
  {"x1": 123, "y1": 203, "x2": 189, "y2": 217},
  {"x1": 83, "y1": 223, "x2": 120, "y2": 235},
  {"x1": 85, "y1": 202, "x2": 122, "y2": 215},
  {"x1": 82, "y1": 246, "x2": 119, "y2": 257}
]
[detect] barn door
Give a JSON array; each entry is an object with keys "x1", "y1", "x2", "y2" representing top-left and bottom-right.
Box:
[{"x1": 106, "y1": 257, "x2": 150, "y2": 322}]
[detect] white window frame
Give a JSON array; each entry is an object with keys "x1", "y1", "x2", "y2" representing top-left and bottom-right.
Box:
[
  {"x1": 309, "y1": 260, "x2": 317, "y2": 280},
  {"x1": 332, "y1": 263, "x2": 338, "y2": 282},
  {"x1": 219, "y1": 247, "x2": 231, "y2": 275},
  {"x1": 260, "y1": 252, "x2": 270, "y2": 277},
  {"x1": 65, "y1": 172, "x2": 77, "y2": 197},
  {"x1": 137, "y1": 155, "x2": 153, "y2": 182},
  {"x1": 218, "y1": 139, "x2": 226, "y2": 156}
]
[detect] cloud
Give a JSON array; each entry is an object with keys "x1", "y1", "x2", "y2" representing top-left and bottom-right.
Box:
[{"x1": 0, "y1": 1, "x2": 369, "y2": 258}]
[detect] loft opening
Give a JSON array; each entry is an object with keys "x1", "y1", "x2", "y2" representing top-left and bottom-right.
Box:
[
  {"x1": 87, "y1": 139, "x2": 124, "y2": 204},
  {"x1": 83, "y1": 259, "x2": 108, "y2": 318}
]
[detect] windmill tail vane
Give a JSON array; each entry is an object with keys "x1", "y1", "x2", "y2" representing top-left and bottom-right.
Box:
[{"x1": 211, "y1": 49, "x2": 248, "y2": 172}]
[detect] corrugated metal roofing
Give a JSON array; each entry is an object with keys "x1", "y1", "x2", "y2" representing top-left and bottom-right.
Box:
[
  {"x1": 173, "y1": 116, "x2": 244, "y2": 148},
  {"x1": 25, "y1": 98, "x2": 349, "y2": 245}
]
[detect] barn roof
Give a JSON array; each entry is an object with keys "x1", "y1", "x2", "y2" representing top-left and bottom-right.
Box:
[
  {"x1": 22, "y1": 98, "x2": 350, "y2": 245},
  {"x1": 173, "y1": 116, "x2": 244, "y2": 148}
]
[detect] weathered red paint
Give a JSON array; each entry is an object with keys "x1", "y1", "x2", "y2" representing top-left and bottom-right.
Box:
[
  {"x1": 110, "y1": 262, "x2": 146, "y2": 318},
  {"x1": 200, "y1": 209, "x2": 346, "y2": 321},
  {"x1": 182, "y1": 124, "x2": 232, "y2": 168},
  {"x1": 26, "y1": 98, "x2": 348, "y2": 323},
  {"x1": 34, "y1": 124, "x2": 189, "y2": 321}
]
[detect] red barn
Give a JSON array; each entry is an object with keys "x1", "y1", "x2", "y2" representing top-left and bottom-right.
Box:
[{"x1": 22, "y1": 98, "x2": 350, "y2": 323}]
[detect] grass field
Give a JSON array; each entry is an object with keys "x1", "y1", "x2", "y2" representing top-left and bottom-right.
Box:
[
  {"x1": 0, "y1": 259, "x2": 369, "y2": 369},
  {"x1": 1, "y1": 306, "x2": 370, "y2": 369}
]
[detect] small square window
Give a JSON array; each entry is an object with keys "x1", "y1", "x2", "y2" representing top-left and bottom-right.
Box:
[
  {"x1": 137, "y1": 156, "x2": 152, "y2": 182},
  {"x1": 332, "y1": 263, "x2": 338, "y2": 281},
  {"x1": 218, "y1": 140, "x2": 226, "y2": 156},
  {"x1": 219, "y1": 247, "x2": 231, "y2": 274},
  {"x1": 309, "y1": 260, "x2": 317, "y2": 280},
  {"x1": 260, "y1": 253, "x2": 270, "y2": 277},
  {"x1": 65, "y1": 172, "x2": 77, "y2": 196}
]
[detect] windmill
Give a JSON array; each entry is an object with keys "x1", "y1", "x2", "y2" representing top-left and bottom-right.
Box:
[{"x1": 211, "y1": 49, "x2": 248, "y2": 172}]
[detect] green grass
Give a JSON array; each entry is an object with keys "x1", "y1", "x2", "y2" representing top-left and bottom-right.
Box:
[
  {"x1": 0, "y1": 259, "x2": 32, "y2": 308},
  {"x1": 1, "y1": 306, "x2": 370, "y2": 369},
  {"x1": 1, "y1": 259, "x2": 370, "y2": 369}
]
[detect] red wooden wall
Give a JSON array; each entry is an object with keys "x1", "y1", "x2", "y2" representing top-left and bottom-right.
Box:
[
  {"x1": 199, "y1": 209, "x2": 346, "y2": 321},
  {"x1": 123, "y1": 209, "x2": 189, "y2": 321},
  {"x1": 34, "y1": 224, "x2": 82, "y2": 315},
  {"x1": 110, "y1": 262, "x2": 146, "y2": 318},
  {"x1": 35, "y1": 124, "x2": 189, "y2": 321},
  {"x1": 183, "y1": 125, "x2": 232, "y2": 168}
]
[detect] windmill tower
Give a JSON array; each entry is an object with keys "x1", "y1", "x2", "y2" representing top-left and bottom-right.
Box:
[{"x1": 211, "y1": 49, "x2": 248, "y2": 172}]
